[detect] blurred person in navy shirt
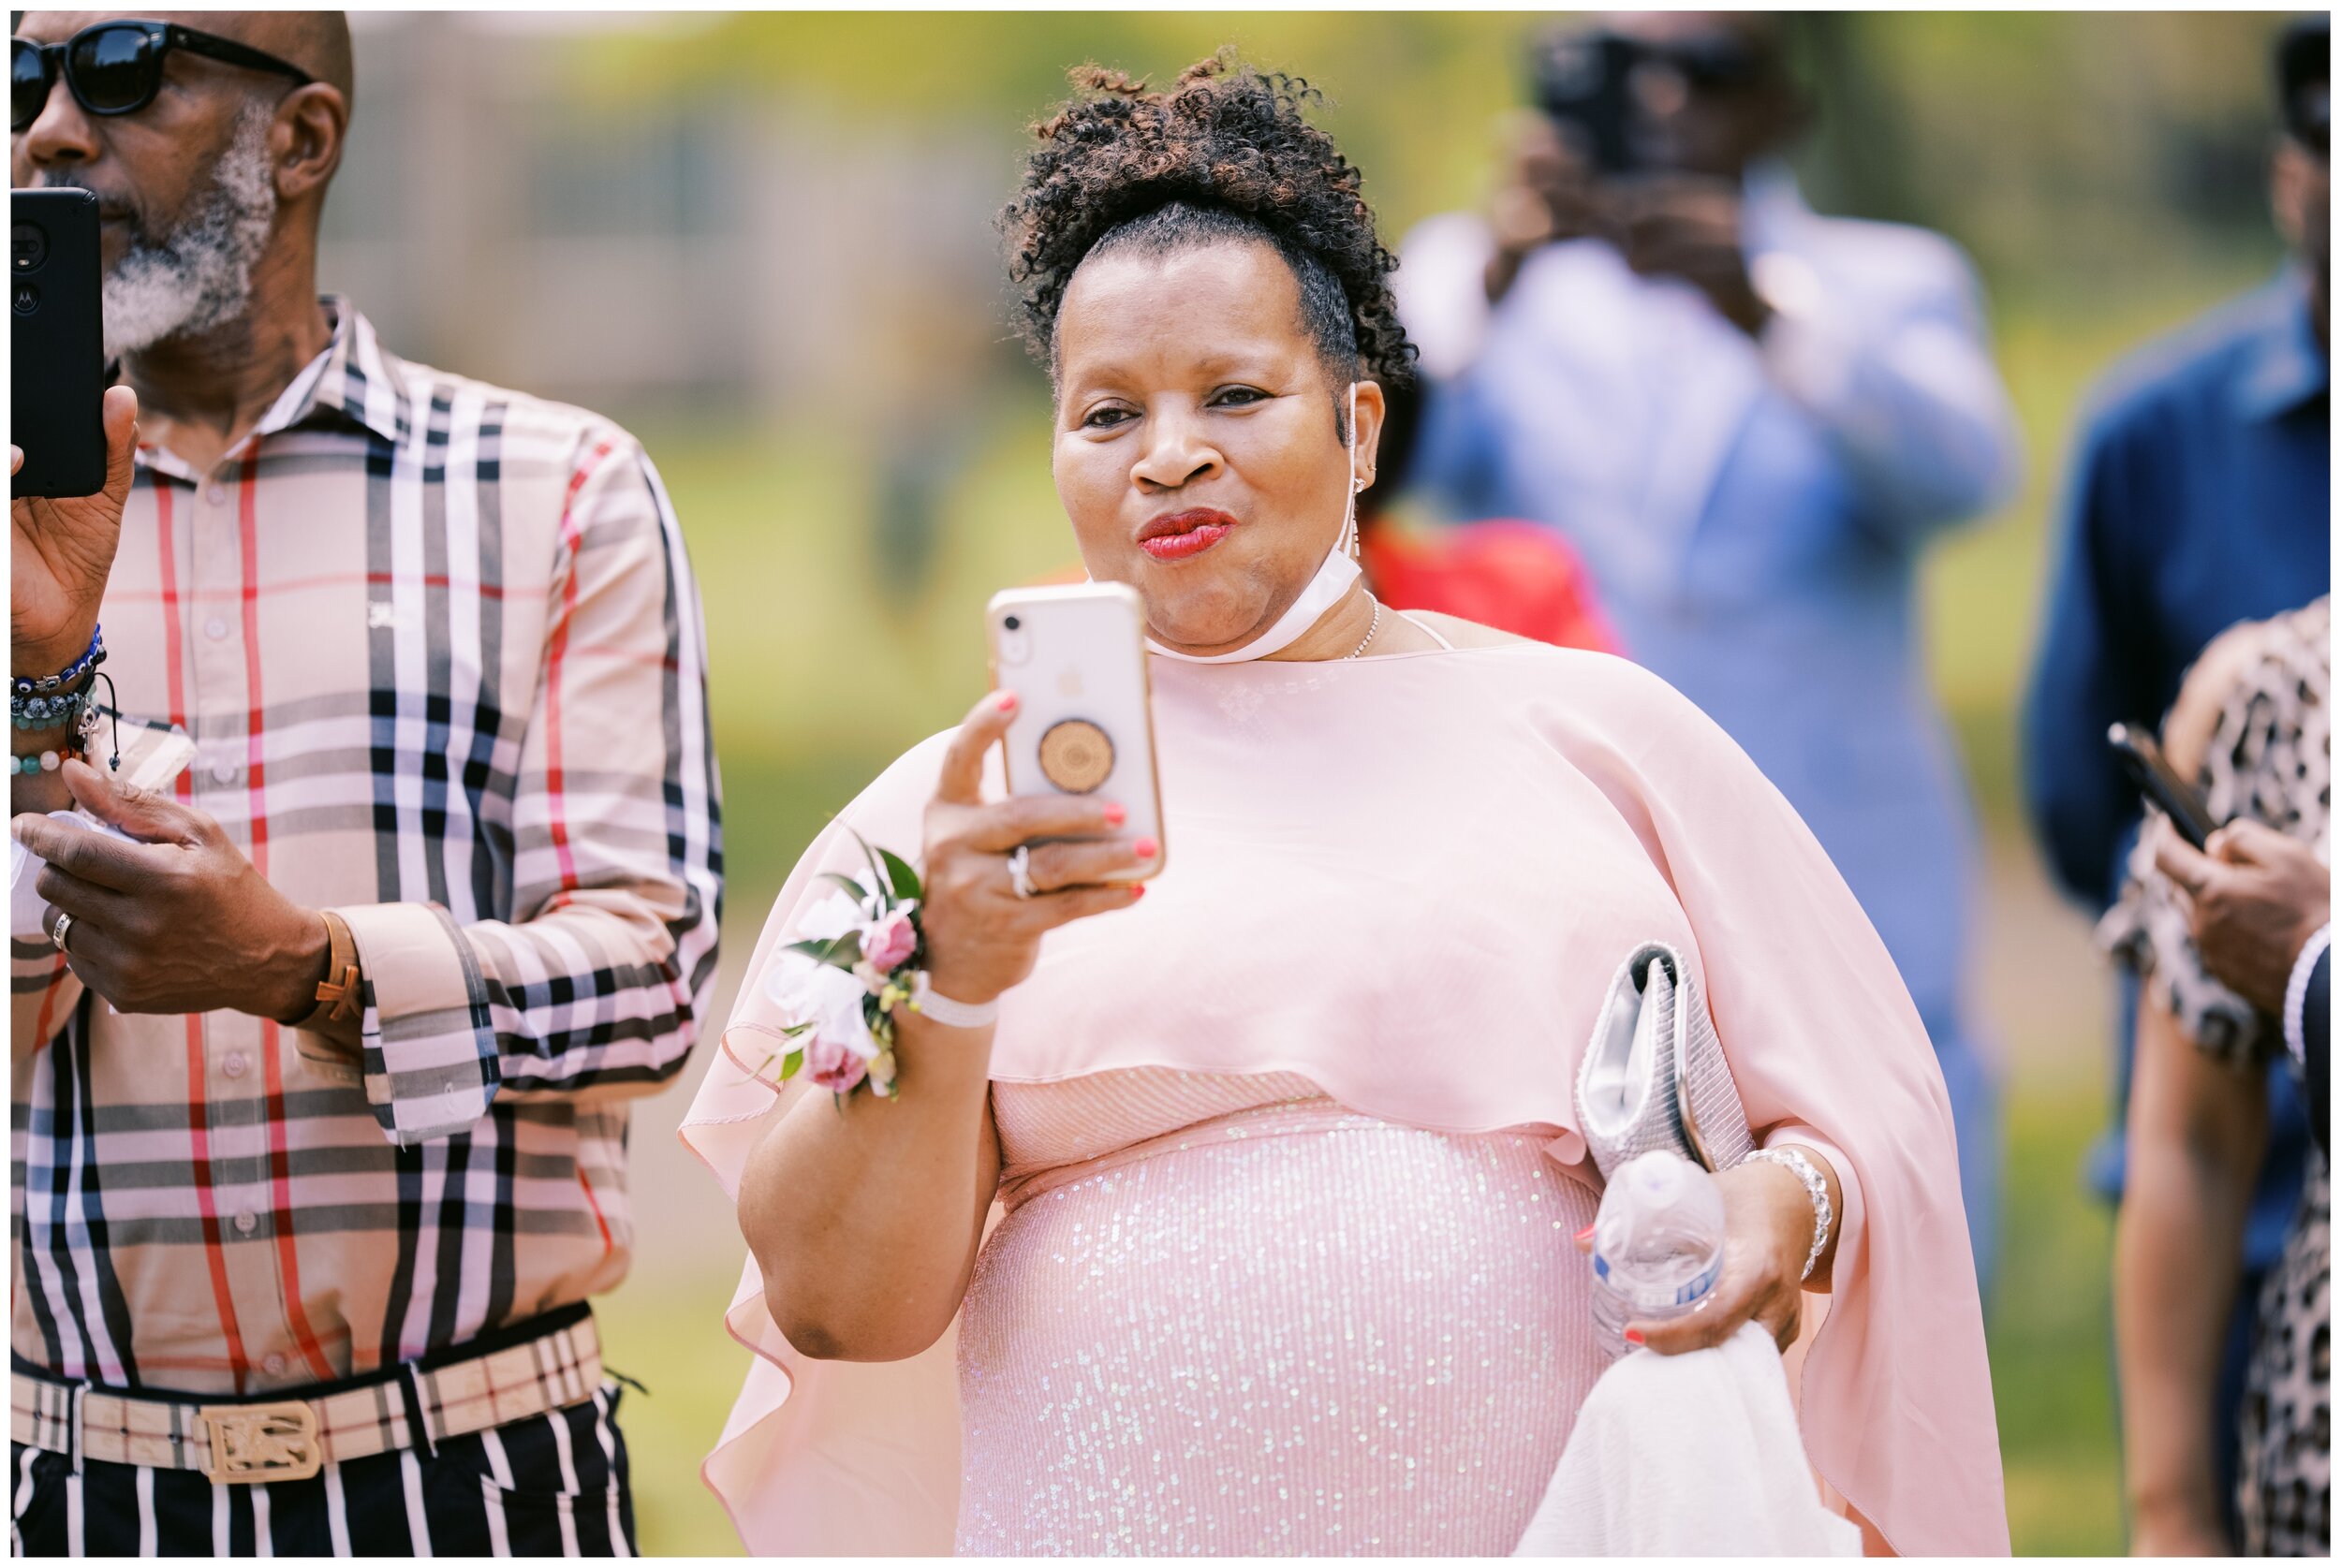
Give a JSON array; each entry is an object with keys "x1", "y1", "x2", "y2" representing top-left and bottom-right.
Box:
[
  {"x1": 2023, "y1": 14, "x2": 2329, "y2": 1546},
  {"x1": 1397, "y1": 11, "x2": 2019, "y2": 1288}
]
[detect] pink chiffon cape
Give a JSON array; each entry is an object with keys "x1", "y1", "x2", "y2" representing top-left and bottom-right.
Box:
[{"x1": 679, "y1": 642, "x2": 2008, "y2": 1557}]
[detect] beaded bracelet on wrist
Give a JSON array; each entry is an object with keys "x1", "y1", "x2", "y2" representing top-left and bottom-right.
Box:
[
  {"x1": 1742, "y1": 1146, "x2": 1835, "y2": 1282},
  {"x1": 10, "y1": 704, "x2": 109, "y2": 777},
  {"x1": 12, "y1": 625, "x2": 105, "y2": 696},
  {"x1": 8, "y1": 740, "x2": 82, "y2": 776},
  {"x1": 12, "y1": 684, "x2": 92, "y2": 732}
]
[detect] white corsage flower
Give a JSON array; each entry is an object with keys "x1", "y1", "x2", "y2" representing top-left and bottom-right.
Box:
[
  {"x1": 763, "y1": 892, "x2": 884, "y2": 1093},
  {"x1": 751, "y1": 834, "x2": 926, "y2": 1102}
]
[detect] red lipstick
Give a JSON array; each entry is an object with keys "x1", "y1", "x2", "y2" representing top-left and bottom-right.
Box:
[{"x1": 1138, "y1": 507, "x2": 1238, "y2": 562}]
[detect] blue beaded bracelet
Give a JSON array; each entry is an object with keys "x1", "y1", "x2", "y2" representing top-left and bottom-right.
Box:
[{"x1": 12, "y1": 625, "x2": 105, "y2": 696}]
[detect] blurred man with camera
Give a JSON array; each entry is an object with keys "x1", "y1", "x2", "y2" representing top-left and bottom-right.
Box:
[
  {"x1": 9, "y1": 11, "x2": 720, "y2": 1554},
  {"x1": 1395, "y1": 11, "x2": 2019, "y2": 1288},
  {"x1": 2022, "y1": 18, "x2": 2328, "y2": 1548}
]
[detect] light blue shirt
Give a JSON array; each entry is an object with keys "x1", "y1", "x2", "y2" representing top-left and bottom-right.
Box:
[{"x1": 1397, "y1": 168, "x2": 2020, "y2": 1042}]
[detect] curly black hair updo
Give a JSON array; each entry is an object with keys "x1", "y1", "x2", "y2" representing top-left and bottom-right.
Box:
[{"x1": 1000, "y1": 53, "x2": 1416, "y2": 418}]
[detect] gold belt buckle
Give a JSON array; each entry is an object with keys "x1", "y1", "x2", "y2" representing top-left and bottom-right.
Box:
[{"x1": 198, "y1": 1400, "x2": 323, "y2": 1484}]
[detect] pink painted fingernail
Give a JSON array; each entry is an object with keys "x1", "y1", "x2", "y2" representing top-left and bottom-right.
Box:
[
  {"x1": 994, "y1": 691, "x2": 1019, "y2": 712},
  {"x1": 1574, "y1": 1224, "x2": 1595, "y2": 1243},
  {"x1": 1623, "y1": 1328, "x2": 1644, "y2": 1345},
  {"x1": 1128, "y1": 883, "x2": 1146, "y2": 901},
  {"x1": 1102, "y1": 802, "x2": 1126, "y2": 827},
  {"x1": 1133, "y1": 837, "x2": 1158, "y2": 859}
]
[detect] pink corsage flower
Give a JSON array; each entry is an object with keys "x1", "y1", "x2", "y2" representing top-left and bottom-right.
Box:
[
  {"x1": 801, "y1": 1030, "x2": 871, "y2": 1095},
  {"x1": 860, "y1": 909, "x2": 918, "y2": 973}
]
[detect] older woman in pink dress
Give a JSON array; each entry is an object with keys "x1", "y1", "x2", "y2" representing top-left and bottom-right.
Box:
[{"x1": 684, "y1": 57, "x2": 2004, "y2": 1557}]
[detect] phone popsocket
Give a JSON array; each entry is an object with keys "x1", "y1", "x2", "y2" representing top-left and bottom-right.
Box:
[{"x1": 1038, "y1": 719, "x2": 1114, "y2": 794}]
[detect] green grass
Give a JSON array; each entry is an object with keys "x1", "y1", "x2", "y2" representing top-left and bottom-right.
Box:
[
  {"x1": 1991, "y1": 1088, "x2": 2126, "y2": 1555},
  {"x1": 599, "y1": 1268, "x2": 752, "y2": 1558}
]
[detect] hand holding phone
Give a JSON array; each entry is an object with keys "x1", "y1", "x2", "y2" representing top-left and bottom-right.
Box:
[
  {"x1": 11, "y1": 383, "x2": 138, "y2": 676},
  {"x1": 12, "y1": 188, "x2": 139, "y2": 678},
  {"x1": 910, "y1": 666, "x2": 1154, "y2": 1012},
  {"x1": 2109, "y1": 722, "x2": 2221, "y2": 851}
]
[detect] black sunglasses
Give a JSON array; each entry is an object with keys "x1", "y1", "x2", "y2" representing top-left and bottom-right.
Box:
[{"x1": 13, "y1": 20, "x2": 313, "y2": 135}]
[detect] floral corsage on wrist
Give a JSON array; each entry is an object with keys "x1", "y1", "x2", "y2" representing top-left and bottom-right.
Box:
[{"x1": 746, "y1": 832, "x2": 934, "y2": 1101}]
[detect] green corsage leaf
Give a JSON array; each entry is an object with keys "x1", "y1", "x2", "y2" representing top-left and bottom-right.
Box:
[
  {"x1": 878, "y1": 847, "x2": 922, "y2": 902},
  {"x1": 786, "y1": 931, "x2": 863, "y2": 969}
]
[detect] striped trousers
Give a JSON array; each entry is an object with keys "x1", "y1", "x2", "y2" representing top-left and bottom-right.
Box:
[{"x1": 10, "y1": 1383, "x2": 635, "y2": 1556}]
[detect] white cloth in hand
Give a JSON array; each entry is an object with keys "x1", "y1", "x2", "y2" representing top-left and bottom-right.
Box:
[
  {"x1": 12, "y1": 813, "x2": 138, "y2": 943},
  {"x1": 1514, "y1": 1320, "x2": 1861, "y2": 1557}
]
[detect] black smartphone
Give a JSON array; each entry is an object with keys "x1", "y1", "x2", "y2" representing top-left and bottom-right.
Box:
[
  {"x1": 1534, "y1": 31, "x2": 1642, "y2": 177},
  {"x1": 2108, "y1": 722, "x2": 2220, "y2": 851},
  {"x1": 11, "y1": 186, "x2": 108, "y2": 499}
]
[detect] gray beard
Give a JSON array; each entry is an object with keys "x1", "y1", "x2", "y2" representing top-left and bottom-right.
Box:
[{"x1": 96, "y1": 102, "x2": 279, "y2": 362}]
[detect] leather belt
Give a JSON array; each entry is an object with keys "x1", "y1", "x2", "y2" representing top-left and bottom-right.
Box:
[{"x1": 10, "y1": 1306, "x2": 600, "y2": 1485}]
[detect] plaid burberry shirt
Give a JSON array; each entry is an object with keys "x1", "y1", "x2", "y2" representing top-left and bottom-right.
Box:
[{"x1": 9, "y1": 300, "x2": 722, "y2": 1395}]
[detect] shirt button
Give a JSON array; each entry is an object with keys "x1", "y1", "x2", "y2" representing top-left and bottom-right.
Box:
[
  {"x1": 262, "y1": 1354, "x2": 287, "y2": 1378},
  {"x1": 211, "y1": 760, "x2": 239, "y2": 785},
  {"x1": 233, "y1": 1210, "x2": 258, "y2": 1236},
  {"x1": 206, "y1": 484, "x2": 227, "y2": 506},
  {"x1": 221, "y1": 1050, "x2": 248, "y2": 1079},
  {"x1": 203, "y1": 617, "x2": 229, "y2": 642}
]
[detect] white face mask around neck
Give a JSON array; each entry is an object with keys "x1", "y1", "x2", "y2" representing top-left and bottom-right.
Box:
[{"x1": 1141, "y1": 382, "x2": 1364, "y2": 665}]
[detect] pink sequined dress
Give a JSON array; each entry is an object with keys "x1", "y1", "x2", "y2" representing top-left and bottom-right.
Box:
[
  {"x1": 681, "y1": 643, "x2": 2008, "y2": 1558},
  {"x1": 959, "y1": 1069, "x2": 1602, "y2": 1554}
]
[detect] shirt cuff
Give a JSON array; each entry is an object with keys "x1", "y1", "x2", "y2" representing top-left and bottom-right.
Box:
[
  {"x1": 1751, "y1": 252, "x2": 1861, "y2": 418},
  {"x1": 2284, "y1": 924, "x2": 2330, "y2": 1070},
  {"x1": 333, "y1": 901, "x2": 499, "y2": 1145}
]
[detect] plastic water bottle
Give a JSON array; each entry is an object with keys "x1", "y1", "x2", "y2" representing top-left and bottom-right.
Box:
[{"x1": 1589, "y1": 1149, "x2": 1727, "y2": 1358}]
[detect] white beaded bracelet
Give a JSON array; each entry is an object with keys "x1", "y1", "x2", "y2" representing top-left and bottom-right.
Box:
[
  {"x1": 908, "y1": 973, "x2": 999, "y2": 1030},
  {"x1": 1743, "y1": 1147, "x2": 1834, "y2": 1282}
]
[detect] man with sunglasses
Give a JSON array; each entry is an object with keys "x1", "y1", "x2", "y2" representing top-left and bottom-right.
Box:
[
  {"x1": 7, "y1": 12, "x2": 720, "y2": 1556},
  {"x1": 2024, "y1": 17, "x2": 2328, "y2": 1555},
  {"x1": 1394, "y1": 11, "x2": 2019, "y2": 1294}
]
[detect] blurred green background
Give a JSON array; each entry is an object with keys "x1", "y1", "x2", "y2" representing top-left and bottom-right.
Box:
[{"x1": 323, "y1": 11, "x2": 2312, "y2": 1556}]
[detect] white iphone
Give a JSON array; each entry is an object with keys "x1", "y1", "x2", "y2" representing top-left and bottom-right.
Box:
[{"x1": 985, "y1": 582, "x2": 1166, "y2": 881}]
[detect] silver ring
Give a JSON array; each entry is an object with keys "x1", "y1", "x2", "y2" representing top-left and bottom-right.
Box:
[
  {"x1": 49, "y1": 910, "x2": 73, "y2": 954},
  {"x1": 1008, "y1": 845, "x2": 1035, "y2": 901}
]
